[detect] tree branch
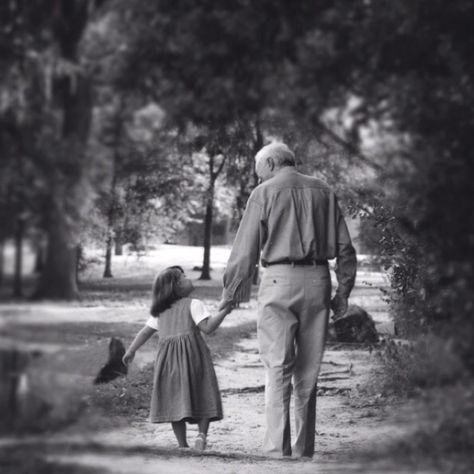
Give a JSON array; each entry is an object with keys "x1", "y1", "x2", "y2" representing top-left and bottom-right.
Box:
[
  {"x1": 313, "y1": 119, "x2": 384, "y2": 172},
  {"x1": 212, "y1": 153, "x2": 227, "y2": 181}
]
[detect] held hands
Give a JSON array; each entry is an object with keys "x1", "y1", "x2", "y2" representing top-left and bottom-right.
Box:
[
  {"x1": 198, "y1": 299, "x2": 234, "y2": 335},
  {"x1": 122, "y1": 350, "x2": 135, "y2": 367},
  {"x1": 331, "y1": 294, "x2": 348, "y2": 321}
]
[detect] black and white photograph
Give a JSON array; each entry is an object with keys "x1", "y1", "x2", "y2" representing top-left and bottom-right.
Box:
[{"x1": 1, "y1": 1, "x2": 473, "y2": 473}]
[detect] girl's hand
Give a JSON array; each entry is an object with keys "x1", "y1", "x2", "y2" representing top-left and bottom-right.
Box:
[
  {"x1": 122, "y1": 351, "x2": 135, "y2": 367},
  {"x1": 218, "y1": 298, "x2": 231, "y2": 311},
  {"x1": 218, "y1": 298, "x2": 233, "y2": 314}
]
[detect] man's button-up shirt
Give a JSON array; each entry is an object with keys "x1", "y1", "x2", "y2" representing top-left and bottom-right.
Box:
[{"x1": 223, "y1": 167, "x2": 357, "y2": 301}]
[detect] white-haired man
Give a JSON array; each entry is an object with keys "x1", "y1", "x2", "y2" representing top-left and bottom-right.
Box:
[{"x1": 221, "y1": 142, "x2": 357, "y2": 458}]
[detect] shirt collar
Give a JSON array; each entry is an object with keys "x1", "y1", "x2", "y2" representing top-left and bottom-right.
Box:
[{"x1": 274, "y1": 166, "x2": 297, "y2": 177}]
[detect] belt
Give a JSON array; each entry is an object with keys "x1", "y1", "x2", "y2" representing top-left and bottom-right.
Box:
[{"x1": 262, "y1": 259, "x2": 327, "y2": 267}]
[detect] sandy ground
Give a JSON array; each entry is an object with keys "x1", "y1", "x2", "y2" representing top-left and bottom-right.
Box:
[
  {"x1": 0, "y1": 311, "x2": 433, "y2": 473},
  {"x1": 0, "y1": 246, "x2": 437, "y2": 473}
]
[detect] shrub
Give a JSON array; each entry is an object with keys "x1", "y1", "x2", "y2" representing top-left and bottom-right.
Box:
[{"x1": 378, "y1": 334, "x2": 467, "y2": 396}]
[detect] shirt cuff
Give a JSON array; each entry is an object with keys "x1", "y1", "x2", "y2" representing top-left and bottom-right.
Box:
[
  {"x1": 222, "y1": 278, "x2": 243, "y2": 302},
  {"x1": 335, "y1": 288, "x2": 350, "y2": 300}
]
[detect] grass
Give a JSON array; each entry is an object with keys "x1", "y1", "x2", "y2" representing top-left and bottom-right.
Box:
[
  {"x1": 78, "y1": 278, "x2": 257, "y2": 305},
  {"x1": 0, "y1": 449, "x2": 104, "y2": 474},
  {"x1": 0, "y1": 244, "x2": 249, "y2": 305},
  {"x1": 2, "y1": 321, "x2": 144, "y2": 345},
  {"x1": 91, "y1": 365, "x2": 153, "y2": 419},
  {"x1": 1, "y1": 252, "x2": 258, "y2": 432},
  {"x1": 1, "y1": 315, "x2": 258, "y2": 432}
]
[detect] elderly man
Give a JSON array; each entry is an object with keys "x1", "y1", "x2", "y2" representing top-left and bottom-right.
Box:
[{"x1": 221, "y1": 142, "x2": 357, "y2": 458}]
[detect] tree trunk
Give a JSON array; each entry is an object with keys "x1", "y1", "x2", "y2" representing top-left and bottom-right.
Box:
[
  {"x1": 34, "y1": 5, "x2": 93, "y2": 300},
  {"x1": 251, "y1": 117, "x2": 263, "y2": 285},
  {"x1": 103, "y1": 197, "x2": 115, "y2": 278},
  {"x1": 199, "y1": 150, "x2": 227, "y2": 281},
  {"x1": 34, "y1": 243, "x2": 45, "y2": 274},
  {"x1": 13, "y1": 217, "x2": 24, "y2": 298},
  {"x1": 34, "y1": 73, "x2": 92, "y2": 299},
  {"x1": 75, "y1": 244, "x2": 82, "y2": 285},
  {"x1": 103, "y1": 110, "x2": 124, "y2": 275},
  {"x1": 0, "y1": 238, "x2": 4, "y2": 288},
  {"x1": 35, "y1": 215, "x2": 79, "y2": 300},
  {"x1": 103, "y1": 232, "x2": 113, "y2": 278},
  {"x1": 114, "y1": 230, "x2": 123, "y2": 256},
  {"x1": 200, "y1": 193, "x2": 214, "y2": 280},
  {"x1": 34, "y1": 249, "x2": 45, "y2": 274}
]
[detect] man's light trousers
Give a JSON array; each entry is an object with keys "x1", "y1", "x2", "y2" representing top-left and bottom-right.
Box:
[{"x1": 257, "y1": 263, "x2": 331, "y2": 458}]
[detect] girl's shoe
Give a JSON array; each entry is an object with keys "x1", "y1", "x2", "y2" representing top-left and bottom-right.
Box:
[{"x1": 194, "y1": 433, "x2": 207, "y2": 451}]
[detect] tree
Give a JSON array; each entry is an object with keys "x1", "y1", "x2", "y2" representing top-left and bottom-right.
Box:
[
  {"x1": 34, "y1": 1, "x2": 107, "y2": 299},
  {"x1": 285, "y1": 0, "x2": 474, "y2": 365},
  {"x1": 117, "y1": 0, "x2": 321, "y2": 277},
  {"x1": 93, "y1": 95, "x2": 129, "y2": 279},
  {"x1": 192, "y1": 131, "x2": 228, "y2": 280},
  {"x1": 0, "y1": 0, "x2": 111, "y2": 299}
]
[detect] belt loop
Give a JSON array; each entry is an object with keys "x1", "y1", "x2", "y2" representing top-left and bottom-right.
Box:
[{"x1": 291, "y1": 261, "x2": 295, "y2": 267}]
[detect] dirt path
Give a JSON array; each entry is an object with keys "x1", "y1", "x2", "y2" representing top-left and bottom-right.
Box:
[
  {"x1": 0, "y1": 331, "x2": 417, "y2": 473},
  {"x1": 0, "y1": 336, "x2": 431, "y2": 473},
  {"x1": 0, "y1": 274, "x2": 438, "y2": 473}
]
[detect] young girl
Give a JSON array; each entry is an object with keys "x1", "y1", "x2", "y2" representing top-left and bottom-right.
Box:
[{"x1": 122, "y1": 266, "x2": 232, "y2": 451}]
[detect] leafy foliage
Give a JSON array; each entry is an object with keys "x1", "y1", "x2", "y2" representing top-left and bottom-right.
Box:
[{"x1": 280, "y1": 0, "x2": 474, "y2": 368}]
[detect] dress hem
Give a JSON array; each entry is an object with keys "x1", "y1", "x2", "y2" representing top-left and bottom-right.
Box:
[{"x1": 149, "y1": 414, "x2": 223, "y2": 424}]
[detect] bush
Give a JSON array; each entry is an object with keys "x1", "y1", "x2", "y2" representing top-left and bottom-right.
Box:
[
  {"x1": 378, "y1": 334, "x2": 467, "y2": 396},
  {"x1": 390, "y1": 382, "x2": 474, "y2": 473}
]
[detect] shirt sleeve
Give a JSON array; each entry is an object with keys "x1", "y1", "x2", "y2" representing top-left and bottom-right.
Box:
[
  {"x1": 145, "y1": 316, "x2": 159, "y2": 331},
  {"x1": 190, "y1": 299, "x2": 211, "y2": 325},
  {"x1": 222, "y1": 194, "x2": 263, "y2": 302},
  {"x1": 334, "y1": 198, "x2": 357, "y2": 299}
]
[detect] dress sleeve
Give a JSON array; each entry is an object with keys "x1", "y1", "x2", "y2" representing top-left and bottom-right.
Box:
[
  {"x1": 145, "y1": 316, "x2": 159, "y2": 331},
  {"x1": 190, "y1": 299, "x2": 211, "y2": 325}
]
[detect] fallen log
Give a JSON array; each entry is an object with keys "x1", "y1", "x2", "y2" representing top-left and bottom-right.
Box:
[
  {"x1": 319, "y1": 364, "x2": 353, "y2": 377},
  {"x1": 222, "y1": 385, "x2": 265, "y2": 395},
  {"x1": 318, "y1": 375, "x2": 350, "y2": 382},
  {"x1": 222, "y1": 383, "x2": 353, "y2": 396},
  {"x1": 323, "y1": 360, "x2": 348, "y2": 367},
  {"x1": 317, "y1": 386, "x2": 352, "y2": 395}
]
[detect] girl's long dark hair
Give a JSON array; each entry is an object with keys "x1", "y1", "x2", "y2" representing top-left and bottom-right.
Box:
[{"x1": 150, "y1": 266, "x2": 184, "y2": 317}]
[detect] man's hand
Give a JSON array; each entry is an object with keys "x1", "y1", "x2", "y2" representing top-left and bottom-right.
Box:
[
  {"x1": 122, "y1": 351, "x2": 135, "y2": 367},
  {"x1": 331, "y1": 294, "x2": 348, "y2": 320},
  {"x1": 218, "y1": 298, "x2": 234, "y2": 314}
]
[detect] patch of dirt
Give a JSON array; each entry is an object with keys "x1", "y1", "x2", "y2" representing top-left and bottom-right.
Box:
[
  {"x1": 0, "y1": 330, "x2": 434, "y2": 473},
  {"x1": 0, "y1": 273, "x2": 441, "y2": 473}
]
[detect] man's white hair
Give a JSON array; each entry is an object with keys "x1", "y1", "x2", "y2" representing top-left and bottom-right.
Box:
[{"x1": 255, "y1": 142, "x2": 296, "y2": 167}]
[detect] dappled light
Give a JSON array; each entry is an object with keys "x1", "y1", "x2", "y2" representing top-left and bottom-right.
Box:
[{"x1": 1, "y1": 1, "x2": 473, "y2": 473}]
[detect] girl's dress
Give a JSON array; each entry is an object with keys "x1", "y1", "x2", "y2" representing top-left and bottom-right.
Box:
[{"x1": 146, "y1": 297, "x2": 223, "y2": 423}]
